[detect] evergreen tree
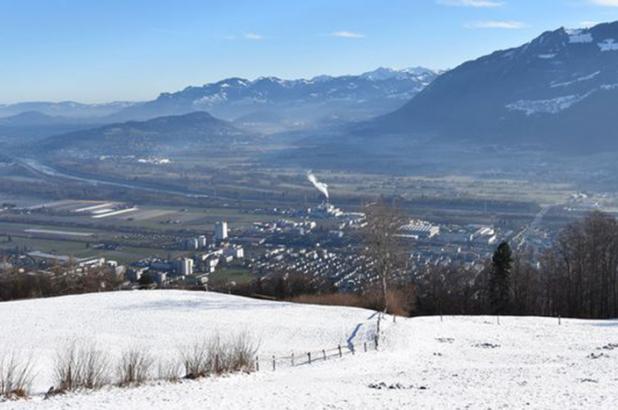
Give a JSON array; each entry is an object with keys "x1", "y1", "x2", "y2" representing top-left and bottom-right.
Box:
[
  {"x1": 489, "y1": 241, "x2": 513, "y2": 314},
  {"x1": 138, "y1": 272, "x2": 154, "y2": 288}
]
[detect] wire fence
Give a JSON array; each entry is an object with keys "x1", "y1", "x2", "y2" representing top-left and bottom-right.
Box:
[{"x1": 255, "y1": 335, "x2": 380, "y2": 372}]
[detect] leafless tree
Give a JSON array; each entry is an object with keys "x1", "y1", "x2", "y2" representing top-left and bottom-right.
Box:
[{"x1": 362, "y1": 200, "x2": 409, "y2": 336}]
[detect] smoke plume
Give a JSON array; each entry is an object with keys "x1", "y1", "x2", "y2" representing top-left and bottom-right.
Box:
[{"x1": 307, "y1": 171, "x2": 329, "y2": 200}]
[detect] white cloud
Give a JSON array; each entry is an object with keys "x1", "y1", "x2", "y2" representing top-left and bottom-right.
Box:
[
  {"x1": 244, "y1": 33, "x2": 264, "y2": 40},
  {"x1": 589, "y1": 0, "x2": 618, "y2": 6},
  {"x1": 330, "y1": 31, "x2": 365, "y2": 39},
  {"x1": 438, "y1": 0, "x2": 504, "y2": 7},
  {"x1": 465, "y1": 20, "x2": 526, "y2": 29}
]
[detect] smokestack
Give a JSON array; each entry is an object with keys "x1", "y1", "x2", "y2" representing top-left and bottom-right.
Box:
[{"x1": 306, "y1": 171, "x2": 329, "y2": 200}]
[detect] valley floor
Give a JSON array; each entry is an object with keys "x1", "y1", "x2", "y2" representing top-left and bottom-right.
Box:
[{"x1": 1, "y1": 291, "x2": 617, "y2": 409}]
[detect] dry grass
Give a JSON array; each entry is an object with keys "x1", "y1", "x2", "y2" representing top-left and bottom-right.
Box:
[
  {"x1": 290, "y1": 288, "x2": 415, "y2": 317},
  {"x1": 117, "y1": 348, "x2": 153, "y2": 387},
  {"x1": 181, "y1": 333, "x2": 259, "y2": 379},
  {"x1": 54, "y1": 342, "x2": 110, "y2": 392},
  {"x1": 291, "y1": 293, "x2": 369, "y2": 308},
  {"x1": 0, "y1": 353, "x2": 35, "y2": 400},
  {"x1": 157, "y1": 359, "x2": 182, "y2": 382}
]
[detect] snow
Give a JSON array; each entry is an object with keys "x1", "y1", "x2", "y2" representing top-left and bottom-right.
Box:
[
  {"x1": 2, "y1": 291, "x2": 618, "y2": 409},
  {"x1": 598, "y1": 39, "x2": 618, "y2": 52},
  {"x1": 567, "y1": 30, "x2": 593, "y2": 44},
  {"x1": 0, "y1": 291, "x2": 375, "y2": 394},
  {"x1": 506, "y1": 92, "x2": 592, "y2": 115},
  {"x1": 538, "y1": 53, "x2": 556, "y2": 59},
  {"x1": 551, "y1": 71, "x2": 601, "y2": 88}
]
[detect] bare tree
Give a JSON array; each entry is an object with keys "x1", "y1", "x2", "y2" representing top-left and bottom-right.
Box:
[{"x1": 362, "y1": 200, "x2": 409, "y2": 336}]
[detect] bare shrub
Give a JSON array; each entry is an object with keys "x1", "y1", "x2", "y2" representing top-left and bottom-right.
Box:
[
  {"x1": 181, "y1": 340, "x2": 210, "y2": 379},
  {"x1": 117, "y1": 348, "x2": 153, "y2": 387},
  {"x1": 180, "y1": 333, "x2": 259, "y2": 379},
  {"x1": 157, "y1": 359, "x2": 182, "y2": 382},
  {"x1": 227, "y1": 332, "x2": 259, "y2": 373},
  {"x1": 0, "y1": 353, "x2": 35, "y2": 399},
  {"x1": 54, "y1": 342, "x2": 110, "y2": 392}
]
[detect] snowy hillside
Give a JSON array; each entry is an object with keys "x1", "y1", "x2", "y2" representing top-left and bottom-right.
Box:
[
  {"x1": 2, "y1": 291, "x2": 618, "y2": 409},
  {"x1": 0, "y1": 291, "x2": 377, "y2": 394}
]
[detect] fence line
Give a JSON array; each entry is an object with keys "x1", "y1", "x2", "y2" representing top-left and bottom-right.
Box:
[{"x1": 256, "y1": 335, "x2": 379, "y2": 372}]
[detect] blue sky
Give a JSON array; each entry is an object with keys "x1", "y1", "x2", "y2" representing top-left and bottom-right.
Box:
[{"x1": 2, "y1": 0, "x2": 618, "y2": 103}]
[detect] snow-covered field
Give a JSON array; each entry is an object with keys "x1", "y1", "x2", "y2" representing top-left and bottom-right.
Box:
[{"x1": 2, "y1": 290, "x2": 618, "y2": 409}]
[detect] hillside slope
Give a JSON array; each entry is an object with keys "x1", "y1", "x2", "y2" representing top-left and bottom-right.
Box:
[
  {"x1": 375, "y1": 21, "x2": 618, "y2": 152},
  {"x1": 0, "y1": 290, "x2": 376, "y2": 394},
  {"x1": 39, "y1": 111, "x2": 251, "y2": 157},
  {"x1": 2, "y1": 291, "x2": 618, "y2": 409}
]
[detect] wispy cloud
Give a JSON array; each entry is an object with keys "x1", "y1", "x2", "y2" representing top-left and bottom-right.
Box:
[
  {"x1": 329, "y1": 31, "x2": 365, "y2": 39},
  {"x1": 438, "y1": 0, "x2": 504, "y2": 7},
  {"x1": 589, "y1": 0, "x2": 618, "y2": 6},
  {"x1": 465, "y1": 20, "x2": 526, "y2": 29},
  {"x1": 244, "y1": 33, "x2": 264, "y2": 40}
]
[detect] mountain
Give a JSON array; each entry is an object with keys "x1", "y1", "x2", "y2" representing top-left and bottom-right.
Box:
[
  {"x1": 374, "y1": 22, "x2": 618, "y2": 152},
  {"x1": 111, "y1": 67, "x2": 439, "y2": 130},
  {"x1": 0, "y1": 111, "x2": 105, "y2": 145},
  {"x1": 1, "y1": 68, "x2": 439, "y2": 134},
  {"x1": 40, "y1": 111, "x2": 250, "y2": 157},
  {"x1": 0, "y1": 101, "x2": 139, "y2": 119}
]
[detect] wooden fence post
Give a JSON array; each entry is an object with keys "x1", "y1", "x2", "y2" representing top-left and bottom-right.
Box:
[
  {"x1": 307, "y1": 352, "x2": 312, "y2": 364},
  {"x1": 256, "y1": 356, "x2": 259, "y2": 372},
  {"x1": 272, "y1": 355, "x2": 276, "y2": 371},
  {"x1": 558, "y1": 315, "x2": 561, "y2": 325},
  {"x1": 291, "y1": 352, "x2": 295, "y2": 366},
  {"x1": 322, "y1": 349, "x2": 326, "y2": 360},
  {"x1": 338, "y1": 345, "x2": 342, "y2": 358},
  {"x1": 374, "y1": 335, "x2": 379, "y2": 350},
  {"x1": 351, "y1": 344, "x2": 355, "y2": 355},
  {"x1": 364, "y1": 342, "x2": 367, "y2": 352}
]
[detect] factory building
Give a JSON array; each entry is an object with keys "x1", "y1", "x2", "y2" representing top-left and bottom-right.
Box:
[{"x1": 399, "y1": 220, "x2": 440, "y2": 239}]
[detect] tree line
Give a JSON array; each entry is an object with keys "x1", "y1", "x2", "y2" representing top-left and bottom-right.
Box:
[{"x1": 414, "y1": 210, "x2": 618, "y2": 319}]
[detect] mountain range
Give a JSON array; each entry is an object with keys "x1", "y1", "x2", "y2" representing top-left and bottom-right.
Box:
[
  {"x1": 11, "y1": 21, "x2": 618, "y2": 165},
  {"x1": 0, "y1": 67, "x2": 439, "y2": 135}
]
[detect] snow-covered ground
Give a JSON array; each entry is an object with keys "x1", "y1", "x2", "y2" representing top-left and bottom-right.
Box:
[{"x1": 2, "y1": 291, "x2": 618, "y2": 409}]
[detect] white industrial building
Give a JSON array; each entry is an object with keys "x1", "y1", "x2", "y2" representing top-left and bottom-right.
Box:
[
  {"x1": 399, "y1": 219, "x2": 440, "y2": 239},
  {"x1": 178, "y1": 258, "x2": 194, "y2": 276}
]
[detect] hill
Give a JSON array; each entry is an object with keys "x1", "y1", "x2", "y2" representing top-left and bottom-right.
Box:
[
  {"x1": 0, "y1": 290, "x2": 376, "y2": 395},
  {"x1": 2, "y1": 290, "x2": 617, "y2": 409},
  {"x1": 39, "y1": 111, "x2": 251, "y2": 157}
]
